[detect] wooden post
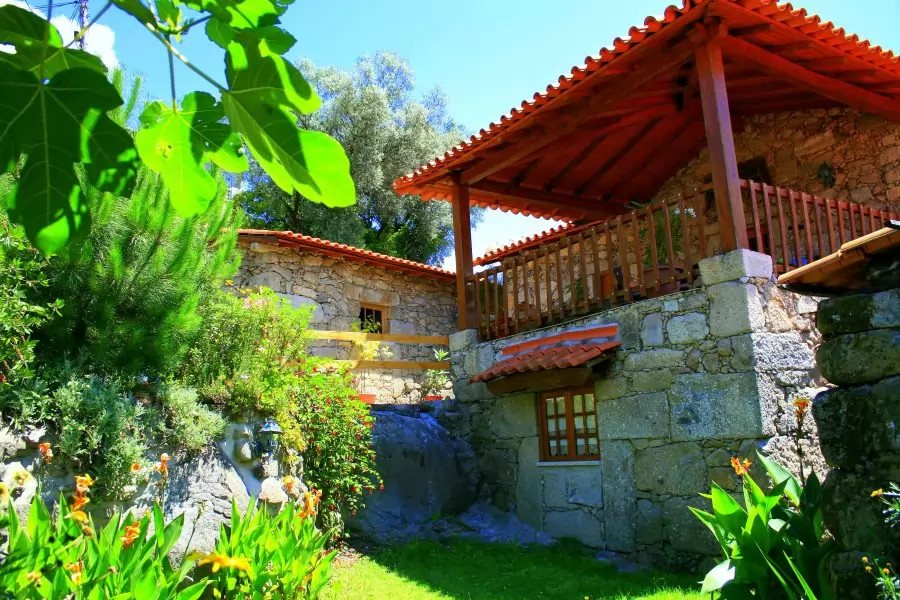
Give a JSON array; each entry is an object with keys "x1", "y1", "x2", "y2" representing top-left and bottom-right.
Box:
[
  {"x1": 695, "y1": 30, "x2": 749, "y2": 251},
  {"x1": 451, "y1": 177, "x2": 475, "y2": 329}
]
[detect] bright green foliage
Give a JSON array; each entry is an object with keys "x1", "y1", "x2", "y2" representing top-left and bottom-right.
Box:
[
  {"x1": 153, "y1": 382, "x2": 226, "y2": 452},
  {"x1": 0, "y1": 494, "x2": 206, "y2": 599},
  {"x1": 0, "y1": 214, "x2": 62, "y2": 385},
  {"x1": 207, "y1": 498, "x2": 335, "y2": 599},
  {"x1": 238, "y1": 52, "x2": 479, "y2": 265},
  {"x1": 0, "y1": 0, "x2": 354, "y2": 254},
  {"x1": 690, "y1": 452, "x2": 835, "y2": 599},
  {"x1": 183, "y1": 288, "x2": 381, "y2": 534},
  {"x1": 49, "y1": 374, "x2": 147, "y2": 499},
  {"x1": 36, "y1": 169, "x2": 241, "y2": 377},
  {"x1": 423, "y1": 348, "x2": 450, "y2": 396},
  {"x1": 323, "y1": 539, "x2": 704, "y2": 600}
]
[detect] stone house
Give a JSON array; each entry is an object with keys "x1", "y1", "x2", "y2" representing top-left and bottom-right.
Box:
[
  {"x1": 234, "y1": 230, "x2": 457, "y2": 403},
  {"x1": 391, "y1": 0, "x2": 900, "y2": 568}
]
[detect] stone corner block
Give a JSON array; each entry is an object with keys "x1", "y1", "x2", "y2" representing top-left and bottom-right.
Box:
[
  {"x1": 708, "y1": 282, "x2": 764, "y2": 337},
  {"x1": 699, "y1": 250, "x2": 773, "y2": 286},
  {"x1": 449, "y1": 329, "x2": 479, "y2": 352}
]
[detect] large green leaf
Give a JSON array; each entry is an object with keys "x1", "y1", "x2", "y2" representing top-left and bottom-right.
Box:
[
  {"x1": 757, "y1": 451, "x2": 803, "y2": 506},
  {"x1": 222, "y1": 38, "x2": 354, "y2": 208},
  {"x1": 0, "y1": 66, "x2": 137, "y2": 253},
  {"x1": 710, "y1": 484, "x2": 747, "y2": 539},
  {"x1": 182, "y1": 0, "x2": 282, "y2": 29},
  {"x1": 135, "y1": 93, "x2": 247, "y2": 215},
  {"x1": 701, "y1": 559, "x2": 737, "y2": 594}
]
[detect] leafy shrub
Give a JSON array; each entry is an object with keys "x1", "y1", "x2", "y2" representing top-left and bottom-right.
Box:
[
  {"x1": 206, "y1": 495, "x2": 335, "y2": 599},
  {"x1": 0, "y1": 481, "x2": 206, "y2": 599},
  {"x1": 49, "y1": 375, "x2": 146, "y2": 499},
  {"x1": 423, "y1": 348, "x2": 450, "y2": 396},
  {"x1": 154, "y1": 383, "x2": 226, "y2": 452},
  {"x1": 691, "y1": 452, "x2": 834, "y2": 599},
  {"x1": 864, "y1": 484, "x2": 900, "y2": 599}
]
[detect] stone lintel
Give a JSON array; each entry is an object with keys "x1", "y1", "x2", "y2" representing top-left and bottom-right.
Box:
[{"x1": 698, "y1": 249, "x2": 773, "y2": 286}]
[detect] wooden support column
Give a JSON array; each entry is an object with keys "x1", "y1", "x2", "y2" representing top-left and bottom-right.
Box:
[
  {"x1": 695, "y1": 32, "x2": 749, "y2": 251},
  {"x1": 451, "y1": 177, "x2": 475, "y2": 329}
]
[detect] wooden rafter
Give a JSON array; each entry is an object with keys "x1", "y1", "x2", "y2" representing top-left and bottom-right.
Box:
[
  {"x1": 575, "y1": 118, "x2": 663, "y2": 197},
  {"x1": 466, "y1": 180, "x2": 627, "y2": 221},
  {"x1": 724, "y1": 35, "x2": 900, "y2": 122},
  {"x1": 629, "y1": 120, "x2": 707, "y2": 200}
]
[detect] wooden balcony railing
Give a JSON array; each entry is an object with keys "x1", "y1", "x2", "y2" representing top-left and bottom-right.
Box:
[
  {"x1": 467, "y1": 189, "x2": 711, "y2": 341},
  {"x1": 740, "y1": 180, "x2": 899, "y2": 274},
  {"x1": 468, "y1": 181, "x2": 899, "y2": 341}
]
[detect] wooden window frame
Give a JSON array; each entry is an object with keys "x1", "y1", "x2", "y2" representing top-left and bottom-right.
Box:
[
  {"x1": 536, "y1": 386, "x2": 600, "y2": 462},
  {"x1": 358, "y1": 303, "x2": 389, "y2": 334}
]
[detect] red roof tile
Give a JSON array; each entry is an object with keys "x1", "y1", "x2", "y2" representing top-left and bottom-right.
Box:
[
  {"x1": 471, "y1": 341, "x2": 621, "y2": 382},
  {"x1": 471, "y1": 325, "x2": 621, "y2": 382},
  {"x1": 237, "y1": 229, "x2": 455, "y2": 281},
  {"x1": 394, "y1": 0, "x2": 900, "y2": 217},
  {"x1": 475, "y1": 220, "x2": 604, "y2": 266}
]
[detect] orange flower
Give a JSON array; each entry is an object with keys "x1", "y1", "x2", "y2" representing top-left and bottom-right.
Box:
[
  {"x1": 130, "y1": 462, "x2": 141, "y2": 473},
  {"x1": 25, "y1": 570, "x2": 41, "y2": 584},
  {"x1": 195, "y1": 553, "x2": 251, "y2": 573},
  {"x1": 37, "y1": 442, "x2": 52, "y2": 464},
  {"x1": 67, "y1": 510, "x2": 89, "y2": 524},
  {"x1": 282, "y1": 475, "x2": 296, "y2": 495},
  {"x1": 66, "y1": 561, "x2": 84, "y2": 584},
  {"x1": 731, "y1": 457, "x2": 752, "y2": 477},
  {"x1": 71, "y1": 494, "x2": 90, "y2": 511},
  {"x1": 793, "y1": 397, "x2": 811, "y2": 422},
  {"x1": 297, "y1": 489, "x2": 322, "y2": 519},
  {"x1": 120, "y1": 522, "x2": 141, "y2": 548},
  {"x1": 74, "y1": 474, "x2": 95, "y2": 495},
  {"x1": 154, "y1": 453, "x2": 171, "y2": 476},
  {"x1": 872, "y1": 489, "x2": 885, "y2": 497}
]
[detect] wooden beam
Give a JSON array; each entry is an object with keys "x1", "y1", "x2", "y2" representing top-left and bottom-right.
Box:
[
  {"x1": 451, "y1": 180, "x2": 474, "y2": 330},
  {"x1": 766, "y1": 41, "x2": 813, "y2": 53},
  {"x1": 467, "y1": 180, "x2": 628, "y2": 220},
  {"x1": 326, "y1": 360, "x2": 451, "y2": 371},
  {"x1": 485, "y1": 367, "x2": 593, "y2": 395},
  {"x1": 309, "y1": 331, "x2": 450, "y2": 344},
  {"x1": 730, "y1": 23, "x2": 772, "y2": 37},
  {"x1": 724, "y1": 35, "x2": 900, "y2": 122},
  {"x1": 630, "y1": 121, "x2": 708, "y2": 199},
  {"x1": 457, "y1": 35, "x2": 701, "y2": 186},
  {"x1": 696, "y1": 36, "x2": 749, "y2": 251}
]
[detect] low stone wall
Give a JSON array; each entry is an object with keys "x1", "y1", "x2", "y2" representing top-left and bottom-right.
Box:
[
  {"x1": 813, "y1": 288, "x2": 900, "y2": 562},
  {"x1": 235, "y1": 240, "x2": 457, "y2": 403},
  {"x1": 443, "y1": 250, "x2": 827, "y2": 569}
]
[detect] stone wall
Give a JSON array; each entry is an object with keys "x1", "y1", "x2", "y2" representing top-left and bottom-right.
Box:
[
  {"x1": 658, "y1": 108, "x2": 900, "y2": 211},
  {"x1": 234, "y1": 240, "x2": 457, "y2": 403},
  {"x1": 444, "y1": 250, "x2": 827, "y2": 569}
]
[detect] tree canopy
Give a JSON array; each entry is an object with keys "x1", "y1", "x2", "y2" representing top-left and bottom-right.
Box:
[{"x1": 237, "y1": 52, "x2": 480, "y2": 266}]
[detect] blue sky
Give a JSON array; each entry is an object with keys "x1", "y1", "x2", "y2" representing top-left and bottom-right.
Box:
[{"x1": 89, "y1": 0, "x2": 900, "y2": 269}]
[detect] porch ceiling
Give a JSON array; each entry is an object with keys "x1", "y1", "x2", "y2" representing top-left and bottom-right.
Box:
[{"x1": 393, "y1": 0, "x2": 900, "y2": 222}]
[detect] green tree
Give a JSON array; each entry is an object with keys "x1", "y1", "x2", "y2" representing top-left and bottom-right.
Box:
[{"x1": 238, "y1": 52, "x2": 480, "y2": 265}]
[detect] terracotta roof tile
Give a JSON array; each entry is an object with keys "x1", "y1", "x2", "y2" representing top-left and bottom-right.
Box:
[
  {"x1": 475, "y1": 220, "x2": 604, "y2": 265},
  {"x1": 471, "y1": 325, "x2": 620, "y2": 382},
  {"x1": 394, "y1": 0, "x2": 900, "y2": 209},
  {"x1": 237, "y1": 229, "x2": 455, "y2": 281}
]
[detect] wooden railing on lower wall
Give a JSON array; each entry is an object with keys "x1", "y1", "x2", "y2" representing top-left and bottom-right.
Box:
[
  {"x1": 467, "y1": 189, "x2": 712, "y2": 341},
  {"x1": 309, "y1": 331, "x2": 450, "y2": 370},
  {"x1": 740, "y1": 180, "x2": 900, "y2": 274}
]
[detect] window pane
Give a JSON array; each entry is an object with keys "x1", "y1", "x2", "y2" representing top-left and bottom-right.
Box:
[
  {"x1": 575, "y1": 413, "x2": 585, "y2": 434},
  {"x1": 586, "y1": 414, "x2": 597, "y2": 434},
  {"x1": 558, "y1": 439, "x2": 568, "y2": 457},
  {"x1": 585, "y1": 393, "x2": 595, "y2": 412},
  {"x1": 573, "y1": 394, "x2": 583, "y2": 413},
  {"x1": 545, "y1": 397, "x2": 555, "y2": 418},
  {"x1": 556, "y1": 418, "x2": 567, "y2": 437},
  {"x1": 588, "y1": 437, "x2": 599, "y2": 455},
  {"x1": 547, "y1": 419, "x2": 556, "y2": 433},
  {"x1": 555, "y1": 397, "x2": 565, "y2": 416},
  {"x1": 548, "y1": 440, "x2": 558, "y2": 456},
  {"x1": 576, "y1": 437, "x2": 586, "y2": 455}
]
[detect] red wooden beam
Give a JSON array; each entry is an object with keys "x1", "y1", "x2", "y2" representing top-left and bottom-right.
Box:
[
  {"x1": 724, "y1": 35, "x2": 900, "y2": 122},
  {"x1": 696, "y1": 33, "x2": 749, "y2": 251},
  {"x1": 451, "y1": 180, "x2": 475, "y2": 329},
  {"x1": 467, "y1": 180, "x2": 627, "y2": 221}
]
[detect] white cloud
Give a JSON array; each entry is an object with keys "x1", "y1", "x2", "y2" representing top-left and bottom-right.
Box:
[{"x1": 0, "y1": 0, "x2": 118, "y2": 68}]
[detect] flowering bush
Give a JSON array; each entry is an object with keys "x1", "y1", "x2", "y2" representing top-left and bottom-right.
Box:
[
  {"x1": 691, "y1": 452, "x2": 834, "y2": 599},
  {"x1": 0, "y1": 476, "x2": 206, "y2": 599},
  {"x1": 204, "y1": 494, "x2": 335, "y2": 599},
  {"x1": 864, "y1": 484, "x2": 900, "y2": 599}
]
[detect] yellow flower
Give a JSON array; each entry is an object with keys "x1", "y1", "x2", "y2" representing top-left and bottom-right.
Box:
[
  {"x1": 866, "y1": 566, "x2": 873, "y2": 573},
  {"x1": 71, "y1": 494, "x2": 90, "y2": 511},
  {"x1": 120, "y1": 522, "x2": 141, "y2": 548},
  {"x1": 74, "y1": 474, "x2": 95, "y2": 495},
  {"x1": 884, "y1": 568, "x2": 891, "y2": 575},
  {"x1": 225, "y1": 279, "x2": 234, "y2": 286},
  {"x1": 66, "y1": 561, "x2": 84, "y2": 584},
  {"x1": 130, "y1": 462, "x2": 142, "y2": 473},
  {"x1": 25, "y1": 570, "x2": 41, "y2": 584},
  {"x1": 862, "y1": 556, "x2": 869, "y2": 563},
  {"x1": 872, "y1": 489, "x2": 885, "y2": 497},
  {"x1": 282, "y1": 475, "x2": 297, "y2": 495},
  {"x1": 196, "y1": 553, "x2": 251, "y2": 573},
  {"x1": 0, "y1": 483, "x2": 8, "y2": 503},
  {"x1": 81, "y1": 526, "x2": 95, "y2": 537},
  {"x1": 12, "y1": 469, "x2": 31, "y2": 487},
  {"x1": 730, "y1": 457, "x2": 751, "y2": 477},
  {"x1": 67, "y1": 510, "x2": 89, "y2": 524}
]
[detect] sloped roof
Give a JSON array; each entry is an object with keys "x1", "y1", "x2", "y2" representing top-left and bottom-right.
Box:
[
  {"x1": 237, "y1": 229, "x2": 455, "y2": 281},
  {"x1": 395, "y1": 0, "x2": 900, "y2": 221},
  {"x1": 475, "y1": 220, "x2": 603, "y2": 266}
]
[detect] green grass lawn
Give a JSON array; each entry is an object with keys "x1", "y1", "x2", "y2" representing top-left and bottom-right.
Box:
[{"x1": 321, "y1": 539, "x2": 704, "y2": 600}]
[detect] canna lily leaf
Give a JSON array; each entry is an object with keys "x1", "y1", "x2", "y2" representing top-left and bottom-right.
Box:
[
  {"x1": 756, "y1": 451, "x2": 802, "y2": 506},
  {"x1": 710, "y1": 483, "x2": 746, "y2": 539},
  {"x1": 700, "y1": 558, "x2": 736, "y2": 594},
  {"x1": 110, "y1": 0, "x2": 156, "y2": 25},
  {"x1": 183, "y1": 0, "x2": 282, "y2": 29}
]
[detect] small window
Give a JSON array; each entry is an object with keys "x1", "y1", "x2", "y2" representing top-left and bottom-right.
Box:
[
  {"x1": 537, "y1": 387, "x2": 600, "y2": 462},
  {"x1": 358, "y1": 304, "x2": 386, "y2": 334}
]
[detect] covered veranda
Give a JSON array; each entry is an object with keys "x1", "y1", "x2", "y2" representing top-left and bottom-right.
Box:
[{"x1": 394, "y1": 0, "x2": 900, "y2": 340}]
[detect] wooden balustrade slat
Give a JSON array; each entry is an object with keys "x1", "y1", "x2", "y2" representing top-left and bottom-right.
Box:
[
  {"x1": 616, "y1": 216, "x2": 633, "y2": 303},
  {"x1": 564, "y1": 235, "x2": 576, "y2": 314},
  {"x1": 590, "y1": 225, "x2": 602, "y2": 306},
  {"x1": 787, "y1": 190, "x2": 802, "y2": 269},
  {"x1": 491, "y1": 269, "x2": 500, "y2": 339},
  {"x1": 825, "y1": 197, "x2": 837, "y2": 254},
  {"x1": 543, "y1": 244, "x2": 553, "y2": 320},
  {"x1": 603, "y1": 222, "x2": 617, "y2": 304},
  {"x1": 528, "y1": 250, "x2": 542, "y2": 322},
  {"x1": 774, "y1": 187, "x2": 791, "y2": 273},
  {"x1": 868, "y1": 206, "x2": 877, "y2": 233},
  {"x1": 646, "y1": 204, "x2": 660, "y2": 293},
  {"x1": 693, "y1": 189, "x2": 707, "y2": 262},
  {"x1": 661, "y1": 197, "x2": 677, "y2": 287},
  {"x1": 678, "y1": 193, "x2": 693, "y2": 284},
  {"x1": 554, "y1": 242, "x2": 565, "y2": 318},
  {"x1": 631, "y1": 212, "x2": 645, "y2": 299},
  {"x1": 800, "y1": 193, "x2": 815, "y2": 264},
  {"x1": 850, "y1": 203, "x2": 859, "y2": 240},
  {"x1": 473, "y1": 271, "x2": 482, "y2": 338},
  {"x1": 509, "y1": 258, "x2": 520, "y2": 334},
  {"x1": 578, "y1": 231, "x2": 590, "y2": 312},
  {"x1": 813, "y1": 194, "x2": 825, "y2": 261},
  {"x1": 760, "y1": 184, "x2": 777, "y2": 268},
  {"x1": 837, "y1": 200, "x2": 847, "y2": 245}
]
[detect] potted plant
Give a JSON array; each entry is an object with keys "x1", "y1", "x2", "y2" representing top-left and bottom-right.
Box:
[{"x1": 423, "y1": 348, "x2": 450, "y2": 401}]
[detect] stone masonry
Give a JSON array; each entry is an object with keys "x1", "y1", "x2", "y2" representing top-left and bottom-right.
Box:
[
  {"x1": 234, "y1": 239, "x2": 457, "y2": 403},
  {"x1": 443, "y1": 250, "x2": 827, "y2": 569}
]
